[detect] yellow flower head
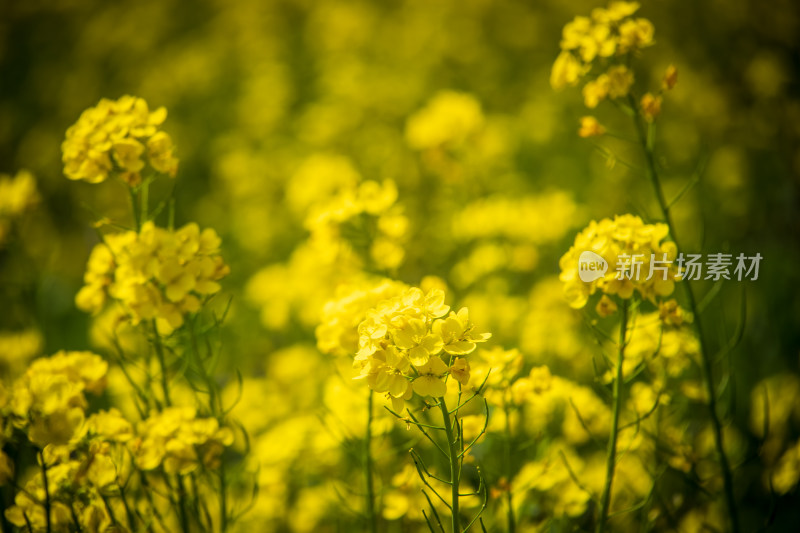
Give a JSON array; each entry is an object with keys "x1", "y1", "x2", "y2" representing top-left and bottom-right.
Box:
[
  {"x1": 353, "y1": 286, "x2": 490, "y2": 407},
  {"x1": 640, "y1": 92, "x2": 663, "y2": 122},
  {"x1": 553, "y1": 1, "x2": 655, "y2": 104},
  {"x1": 662, "y1": 64, "x2": 678, "y2": 91},
  {"x1": 559, "y1": 214, "x2": 679, "y2": 309},
  {"x1": 76, "y1": 221, "x2": 229, "y2": 334},
  {"x1": 578, "y1": 116, "x2": 606, "y2": 138},
  {"x1": 62, "y1": 95, "x2": 178, "y2": 184},
  {"x1": 405, "y1": 91, "x2": 484, "y2": 150},
  {"x1": 0, "y1": 170, "x2": 39, "y2": 219},
  {"x1": 133, "y1": 407, "x2": 233, "y2": 475},
  {"x1": 607, "y1": 65, "x2": 634, "y2": 98},
  {"x1": 8, "y1": 351, "x2": 107, "y2": 447},
  {"x1": 551, "y1": 51, "x2": 586, "y2": 90}
]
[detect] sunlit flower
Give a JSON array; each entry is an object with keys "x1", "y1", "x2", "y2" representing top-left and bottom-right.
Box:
[
  {"x1": 578, "y1": 116, "x2": 606, "y2": 137},
  {"x1": 76, "y1": 221, "x2": 229, "y2": 334},
  {"x1": 640, "y1": 92, "x2": 662, "y2": 122},
  {"x1": 62, "y1": 95, "x2": 178, "y2": 184}
]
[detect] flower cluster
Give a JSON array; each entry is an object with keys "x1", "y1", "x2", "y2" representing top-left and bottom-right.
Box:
[
  {"x1": 305, "y1": 178, "x2": 409, "y2": 271},
  {"x1": 0, "y1": 350, "x2": 236, "y2": 531},
  {"x1": 6, "y1": 351, "x2": 108, "y2": 447},
  {"x1": 0, "y1": 328, "x2": 43, "y2": 377},
  {"x1": 316, "y1": 278, "x2": 410, "y2": 357},
  {"x1": 62, "y1": 95, "x2": 178, "y2": 185},
  {"x1": 354, "y1": 287, "x2": 490, "y2": 409},
  {"x1": 4, "y1": 412, "x2": 133, "y2": 532},
  {"x1": 76, "y1": 221, "x2": 230, "y2": 334},
  {"x1": 551, "y1": 2, "x2": 653, "y2": 93},
  {"x1": 405, "y1": 91, "x2": 484, "y2": 151},
  {"x1": 0, "y1": 169, "x2": 39, "y2": 246},
  {"x1": 132, "y1": 406, "x2": 234, "y2": 475},
  {"x1": 559, "y1": 214, "x2": 679, "y2": 310}
]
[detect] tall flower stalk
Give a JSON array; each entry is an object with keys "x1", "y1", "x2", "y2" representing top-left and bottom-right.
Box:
[
  {"x1": 365, "y1": 390, "x2": 378, "y2": 533},
  {"x1": 628, "y1": 94, "x2": 740, "y2": 533},
  {"x1": 597, "y1": 300, "x2": 628, "y2": 533},
  {"x1": 552, "y1": 2, "x2": 741, "y2": 529}
]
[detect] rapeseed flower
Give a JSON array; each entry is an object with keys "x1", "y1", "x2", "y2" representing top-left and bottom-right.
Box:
[
  {"x1": 62, "y1": 95, "x2": 178, "y2": 184},
  {"x1": 76, "y1": 221, "x2": 229, "y2": 334},
  {"x1": 353, "y1": 287, "x2": 489, "y2": 409},
  {"x1": 559, "y1": 214, "x2": 679, "y2": 310}
]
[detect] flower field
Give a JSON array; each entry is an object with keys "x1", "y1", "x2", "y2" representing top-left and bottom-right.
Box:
[{"x1": 1, "y1": 0, "x2": 799, "y2": 531}]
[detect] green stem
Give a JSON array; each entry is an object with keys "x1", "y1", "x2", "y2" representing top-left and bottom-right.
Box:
[
  {"x1": 598, "y1": 300, "x2": 628, "y2": 533},
  {"x1": 128, "y1": 186, "x2": 141, "y2": 232},
  {"x1": 365, "y1": 391, "x2": 377, "y2": 533},
  {"x1": 151, "y1": 320, "x2": 172, "y2": 407},
  {"x1": 40, "y1": 452, "x2": 52, "y2": 533},
  {"x1": 118, "y1": 481, "x2": 136, "y2": 532},
  {"x1": 141, "y1": 179, "x2": 149, "y2": 225},
  {"x1": 177, "y1": 476, "x2": 191, "y2": 533},
  {"x1": 439, "y1": 398, "x2": 461, "y2": 533},
  {"x1": 503, "y1": 404, "x2": 515, "y2": 533},
  {"x1": 219, "y1": 464, "x2": 228, "y2": 533},
  {"x1": 628, "y1": 94, "x2": 740, "y2": 533}
]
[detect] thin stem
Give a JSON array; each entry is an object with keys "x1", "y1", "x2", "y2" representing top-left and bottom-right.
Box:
[
  {"x1": 628, "y1": 94, "x2": 740, "y2": 533},
  {"x1": 177, "y1": 476, "x2": 191, "y2": 533},
  {"x1": 219, "y1": 464, "x2": 228, "y2": 532},
  {"x1": 141, "y1": 179, "x2": 149, "y2": 224},
  {"x1": 40, "y1": 452, "x2": 52, "y2": 533},
  {"x1": 439, "y1": 398, "x2": 461, "y2": 533},
  {"x1": 597, "y1": 300, "x2": 628, "y2": 533},
  {"x1": 151, "y1": 321, "x2": 172, "y2": 407},
  {"x1": 503, "y1": 404, "x2": 515, "y2": 533},
  {"x1": 119, "y1": 481, "x2": 136, "y2": 532},
  {"x1": 129, "y1": 186, "x2": 141, "y2": 232},
  {"x1": 627, "y1": 95, "x2": 677, "y2": 238},
  {"x1": 365, "y1": 391, "x2": 378, "y2": 533}
]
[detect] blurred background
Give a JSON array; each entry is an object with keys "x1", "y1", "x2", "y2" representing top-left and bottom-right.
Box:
[{"x1": 2, "y1": 0, "x2": 800, "y2": 530}]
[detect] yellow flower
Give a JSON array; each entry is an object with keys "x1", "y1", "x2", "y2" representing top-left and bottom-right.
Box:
[
  {"x1": 9, "y1": 351, "x2": 107, "y2": 447},
  {"x1": 618, "y1": 18, "x2": 655, "y2": 53},
  {"x1": 62, "y1": 95, "x2": 178, "y2": 184},
  {"x1": 658, "y1": 299, "x2": 689, "y2": 327},
  {"x1": 663, "y1": 64, "x2": 678, "y2": 90},
  {"x1": 432, "y1": 307, "x2": 491, "y2": 355},
  {"x1": 593, "y1": 2, "x2": 640, "y2": 23},
  {"x1": 363, "y1": 347, "x2": 412, "y2": 399},
  {"x1": 560, "y1": 16, "x2": 593, "y2": 51},
  {"x1": 391, "y1": 317, "x2": 443, "y2": 366},
  {"x1": 405, "y1": 91, "x2": 484, "y2": 150},
  {"x1": 449, "y1": 357, "x2": 470, "y2": 385},
  {"x1": 550, "y1": 51, "x2": 585, "y2": 90},
  {"x1": 133, "y1": 407, "x2": 233, "y2": 475},
  {"x1": 76, "y1": 221, "x2": 229, "y2": 334},
  {"x1": 770, "y1": 439, "x2": 800, "y2": 494},
  {"x1": 86, "y1": 450, "x2": 118, "y2": 488},
  {"x1": 582, "y1": 75, "x2": 610, "y2": 108},
  {"x1": 640, "y1": 92, "x2": 662, "y2": 122},
  {"x1": 559, "y1": 214, "x2": 679, "y2": 309},
  {"x1": 578, "y1": 116, "x2": 606, "y2": 138},
  {"x1": 352, "y1": 285, "x2": 490, "y2": 403},
  {"x1": 607, "y1": 65, "x2": 634, "y2": 98},
  {"x1": 0, "y1": 170, "x2": 39, "y2": 219},
  {"x1": 595, "y1": 294, "x2": 618, "y2": 317},
  {"x1": 111, "y1": 138, "x2": 145, "y2": 172},
  {"x1": 86, "y1": 409, "x2": 134, "y2": 442},
  {"x1": 529, "y1": 365, "x2": 553, "y2": 394},
  {"x1": 412, "y1": 357, "x2": 448, "y2": 397},
  {"x1": 147, "y1": 131, "x2": 179, "y2": 177}
]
